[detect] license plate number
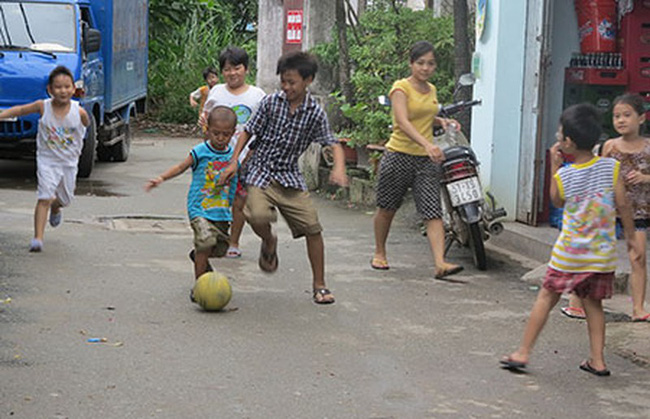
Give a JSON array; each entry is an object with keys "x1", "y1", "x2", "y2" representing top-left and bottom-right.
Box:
[{"x1": 446, "y1": 177, "x2": 482, "y2": 206}]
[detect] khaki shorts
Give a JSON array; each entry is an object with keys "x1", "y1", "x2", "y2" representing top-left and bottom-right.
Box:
[
  {"x1": 245, "y1": 181, "x2": 322, "y2": 238},
  {"x1": 190, "y1": 217, "x2": 230, "y2": 256}
]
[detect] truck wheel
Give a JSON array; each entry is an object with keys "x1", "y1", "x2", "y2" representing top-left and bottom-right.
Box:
[
  {"x1": 96, "y1": 143, "x2": 111, "y2": 162},
  {"x1": 77, "y1": 115, "x2": 96, "y2": 178},
  {"x1": 111, "y1": 123, "x2": 131, "y2": 162}
]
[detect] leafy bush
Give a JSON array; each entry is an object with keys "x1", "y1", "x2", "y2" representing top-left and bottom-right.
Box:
[
  {"x1": 148, "y1": 0, "x2": 257, "y2": 124},
  {"x1": 313, "y1": 2, "x2": 454, "y2": 147}
]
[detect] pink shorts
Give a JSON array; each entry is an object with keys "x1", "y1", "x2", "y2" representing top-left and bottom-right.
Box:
[{"x1": 543, "y1": 267, "x2": 613, "y2": 300}]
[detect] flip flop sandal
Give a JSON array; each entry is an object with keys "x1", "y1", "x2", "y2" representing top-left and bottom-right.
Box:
[
  {"x1": 313, "y1": 288, "x2": 335, "y2": 304},
  {"x1": 226, "y1": 247, "x2": 242, "y2": 258},
  {"x1": 434, "y1": 265, "x2": 464, "y2": 279},
  {"x1": 631, "y1": 313, "x2": 650, "y2": 322},
  {"x1": 499, "y1": 356, "x2": 527, "y2": 370},
  {"x1": 370, "y1": 257, "x2": 390, "y2": 270},
  {"x1": 579, "y1": 360, "x2": 610, "y2": 376},
  {"x1": 561, "y1": 306, "x2": 586, "y2": 320}
]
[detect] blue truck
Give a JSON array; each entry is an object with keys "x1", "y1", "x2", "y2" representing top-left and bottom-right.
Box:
[{"x1": 0, "y1": 0, "x2": 148, "y2": 177}]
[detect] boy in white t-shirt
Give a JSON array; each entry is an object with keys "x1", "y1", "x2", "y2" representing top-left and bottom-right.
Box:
[
  {"x1": 0, "y1": 66, "x2": 90, "y2": 252},
  {"x1": 201, "y1": 46, "x2": 266, "y2": 258}
]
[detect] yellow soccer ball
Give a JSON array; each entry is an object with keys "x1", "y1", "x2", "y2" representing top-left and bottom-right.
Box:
[{"x1": 192, "y1": 271, "x2": 232, "y2": 311}]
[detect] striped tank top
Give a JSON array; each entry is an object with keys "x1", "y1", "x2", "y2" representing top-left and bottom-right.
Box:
[{"x1": 549, "y1": 156, "x2": 620, "y2": 273}]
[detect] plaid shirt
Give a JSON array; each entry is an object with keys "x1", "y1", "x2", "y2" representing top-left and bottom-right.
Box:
[{"x1": 243, "y1": 90, "x2": 336, "y2": 190}]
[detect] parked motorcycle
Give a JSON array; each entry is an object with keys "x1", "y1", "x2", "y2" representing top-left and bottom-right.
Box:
[
  {"x1": 378, "y1": 73, "x2": 507, "y2": 270},
  {"x1": 436, "y1": 74, "x2": 506, "y2": 270}
]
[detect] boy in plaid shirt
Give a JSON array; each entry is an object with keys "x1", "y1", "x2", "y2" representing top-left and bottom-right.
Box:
[{"x1": 220, "y1": 51, "x2": 347, "y2": 304}]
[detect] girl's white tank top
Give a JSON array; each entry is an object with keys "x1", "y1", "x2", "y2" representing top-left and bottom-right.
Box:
[{"x1": 37, "y1": 99, "x2": 86, "y2": 166}]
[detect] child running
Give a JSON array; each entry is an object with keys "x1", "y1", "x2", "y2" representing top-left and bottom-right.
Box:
[
  {"x1": 0, "y1": 66, "x2": 89, "y2": 252},
  {"x1": 501, "y1": 103, "x2": 640, "y2": 376},
  {"x1": 602, "y1": 93, "x2": 650, "y2": 322},
  {"x1": 189, "y1": 66, "x2": 219, "y2": 119},
  {"x1": 145, "y1": 106, "x2": 238, "y2": 281},
  {"x1": 219, "y1": 51, "x2": 348, "y2": 304},
  {"x1": 201, "y1": 46, "x2": 266, "y2": 259}
]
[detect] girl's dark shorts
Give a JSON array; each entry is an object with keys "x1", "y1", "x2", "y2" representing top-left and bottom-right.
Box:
[{"x1": 375, "y1": 151, "x2": 442, "y2": 219}]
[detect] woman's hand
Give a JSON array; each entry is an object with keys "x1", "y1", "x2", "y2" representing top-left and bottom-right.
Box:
[
  {"x1": 625, "y1": 170, "x2": 650, "y2": 185},
  {"x1": 437, "y1": 117, "x2": 461, "y2": 132},
  {"x1": 425, "y1": 143, "x2": 444, "y2": 163}
]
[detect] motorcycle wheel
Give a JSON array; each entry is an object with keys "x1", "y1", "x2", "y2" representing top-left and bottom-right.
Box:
[{"x1": 468, "y1": 222, "x2": 487, "y2": 270}]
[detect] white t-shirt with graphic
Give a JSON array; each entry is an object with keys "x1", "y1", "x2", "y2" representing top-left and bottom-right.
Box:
[{"x1": 203, "y1": 84, "x2": 266, "y2": 161}]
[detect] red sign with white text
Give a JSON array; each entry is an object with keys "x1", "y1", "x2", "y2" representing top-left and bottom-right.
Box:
[{"x1": 286, "y1": 10, "x2": 303, "y2": 44}]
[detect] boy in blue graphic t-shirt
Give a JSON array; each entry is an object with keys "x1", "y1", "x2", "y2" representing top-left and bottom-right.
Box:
[{"x1": 146, "y1": 106, "x2": 238, "y2": 280}]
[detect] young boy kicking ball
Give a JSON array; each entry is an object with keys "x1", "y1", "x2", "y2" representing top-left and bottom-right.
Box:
[{"x1": 146, "y1": 106, "x2": 238, "y2": 283}]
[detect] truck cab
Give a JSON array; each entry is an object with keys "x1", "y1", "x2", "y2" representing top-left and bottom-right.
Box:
[{"x1": 0, "y1": 0, "x2": 148, "y2": 177}]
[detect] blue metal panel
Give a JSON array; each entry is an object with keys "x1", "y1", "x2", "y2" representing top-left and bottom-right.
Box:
[{"x1": 90, "y1": 0, "x2": 148, "y2": 112}]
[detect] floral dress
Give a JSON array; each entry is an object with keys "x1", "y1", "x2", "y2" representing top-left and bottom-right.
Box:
[{"x1": 609, "y1": 141, "x2": 650, "y2": 220}]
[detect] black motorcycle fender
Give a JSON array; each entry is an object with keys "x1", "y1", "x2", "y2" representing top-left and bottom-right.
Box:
[{"x1": 458, "y1": 203, "x2": 483, "y2": 224}]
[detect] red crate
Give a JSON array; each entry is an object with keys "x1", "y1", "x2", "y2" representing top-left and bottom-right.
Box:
[
  {"x1": 620, "y1": 1, "x2": 650, "y2": 91},
  {"x1": 564, "y1": 67, "x2": 628, "y2": 85}
]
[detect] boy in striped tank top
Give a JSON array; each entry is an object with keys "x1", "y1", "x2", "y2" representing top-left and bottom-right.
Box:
[
  {"x1": 0, "y1": 66, "x2": 90, "y2": 252},
  {"x1": 146, "y1": 106, "x2": 238, "y2": 281},
  {"x1": 501, "y1": 104, "x2": 640, "y2": 376}
]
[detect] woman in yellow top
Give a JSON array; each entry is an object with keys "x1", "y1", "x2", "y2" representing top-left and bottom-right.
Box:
[{"x1": 371, "y1": 41, "x2": 463, "y2": 279}]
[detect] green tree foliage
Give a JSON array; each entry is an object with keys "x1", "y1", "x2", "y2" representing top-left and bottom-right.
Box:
[
  {"x1": 148, "y1": 0, "x2": 257, "y2": 123},
  {"x1": 314, "y1": 1, "x2": 454, "y2": 146}
]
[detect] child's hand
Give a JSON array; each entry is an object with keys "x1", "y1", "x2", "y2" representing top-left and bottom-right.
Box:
[
  {"x1": 145, "y1": 176, "x2": 163, "y2": 192},
  {"x1": 197, "y1": 112, "x2": 208, "y2": 129},
  {"x1": 549, "y1": 142, "x2": 564, "y2": 170},
  {"x1": 625, "y1": 170, "x2": 649, "y2": 185},
  {"x1": 627, "y1": 239, "x2": 642, "y2": 264},
  {"x1": 329, "y1": 167, "x2": 349, "y2": 187},
  {"x1": 189, "y1": 97, "x2": 198, "y2": 108},
  {"x1": 218, "y1": 161, "x2": 238, "y2": 186}
]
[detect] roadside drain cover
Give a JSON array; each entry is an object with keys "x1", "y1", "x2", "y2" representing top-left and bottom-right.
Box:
[{"x1": 97, "y1": 215, "x2": 189, "y2": 233}]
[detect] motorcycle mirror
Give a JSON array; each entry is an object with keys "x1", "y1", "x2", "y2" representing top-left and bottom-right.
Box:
[
  {"x1": 458, "y1": 73, "x2": 476, "y2": 87},
  {"x1": 377, "y1": 95, "x2": 390, "y2": 106}
]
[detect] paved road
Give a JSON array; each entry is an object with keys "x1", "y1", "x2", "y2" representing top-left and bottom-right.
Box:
[{"x1": 1, "y1": 136, "x2": 650, "y2": 418}]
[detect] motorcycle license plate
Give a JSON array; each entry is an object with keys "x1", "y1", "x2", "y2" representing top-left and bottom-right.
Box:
[{"x1": 446, "y1": 177, "x2": 482, "y2": 206}]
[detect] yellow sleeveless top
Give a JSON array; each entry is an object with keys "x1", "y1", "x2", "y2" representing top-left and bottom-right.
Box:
[{"x1": 385, "y1": 78, "x2": 439, "y2": 156}]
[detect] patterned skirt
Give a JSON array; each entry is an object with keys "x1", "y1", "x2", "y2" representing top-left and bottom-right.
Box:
[{"x1": 543, "y1": 266, "x2": 614, "y2": 300}]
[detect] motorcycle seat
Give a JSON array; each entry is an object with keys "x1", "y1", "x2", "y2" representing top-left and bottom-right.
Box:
[{"x1": 443, "y1": 146, "x2": 477, "y2": 163}]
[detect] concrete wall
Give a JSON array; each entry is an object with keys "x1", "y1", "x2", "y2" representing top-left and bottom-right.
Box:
[
  {"x1": 256, "y1": 0, "x2": 284, "y2": 94},
  {"x1": 469, "y1": 0, "x2": 527, "y2": 220},
  {"x1": 256, "y1": 0, "x2": 338, "y2": 97}
]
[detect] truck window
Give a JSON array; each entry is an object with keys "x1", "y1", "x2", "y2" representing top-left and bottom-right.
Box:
[
  {"x1": 80, "y1": 6, "x2": 93, "y2": 28},
  {"x1": 0, "y1": 2, "x2": 75, "y2": 52}
]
